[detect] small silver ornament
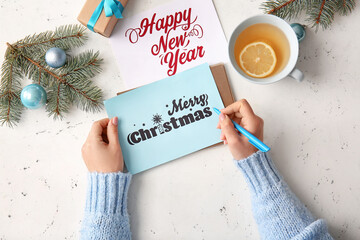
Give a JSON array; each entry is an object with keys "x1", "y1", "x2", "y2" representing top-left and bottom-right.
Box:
[{"x1": 45, "y1": 47, "x2": 66, "y2": 68}]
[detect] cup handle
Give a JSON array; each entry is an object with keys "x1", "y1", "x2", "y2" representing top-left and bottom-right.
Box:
[{"x1": 289, "y1": 68, "x2": 304, "y2": 82}]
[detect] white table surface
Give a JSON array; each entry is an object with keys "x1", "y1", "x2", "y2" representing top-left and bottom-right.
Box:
[{"x1": 1, "y1": 0, "x2": 360, "y2": 239}]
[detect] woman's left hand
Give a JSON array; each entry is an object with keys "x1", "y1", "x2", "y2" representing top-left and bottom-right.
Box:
[{"x1": 81, "y1": 117, "x2": 124, "y2": 173}]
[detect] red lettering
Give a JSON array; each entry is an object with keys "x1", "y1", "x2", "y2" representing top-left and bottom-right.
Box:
[
  {"x1": 165, "y1": 15, "x2": 174, "y2": 33},
  {"x1": 174, "y1": 11, "x2": 183, "y2": 31},
  {"x1": 182, "y1": 8, "x2": 192, "y2": 30},
  {"x1": 139, "y1": 13, "x2": 157, "y2": 37},
  {"x1": 156, "y1": 18, "x2": 164, "y2": 31},
  {"x1": 169, "y1": 37, "x2": 176, "y2": 50},
  {"x1": 128, "y1": 8, "x2": 205, "y2": 77},
  {"x1": 132, "y1": 8, "x2": 195, "y2": 39},
  {"x1": 163, "y1": 46, "x2": 205, "y2": 76},
  {"x1": 176, "y1": 34, "x2": 187, "y2": 48},
  {"x1": 164, "y1": 50, "x2": 178, "y2": 76},
  {"x1": 151, "y1": 31, "x2": 189, "y2": 56},
  {"x1": 179, "y1": 52, "x2": 186, "y2": 64},
  {"x1": 198, "y1": 46, "x2": 205, "y2": 57}
]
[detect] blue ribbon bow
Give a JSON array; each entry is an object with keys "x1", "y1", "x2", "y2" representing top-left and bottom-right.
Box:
[{"x1": 87, "y1": 0, "x2": 124, "y2": 32}]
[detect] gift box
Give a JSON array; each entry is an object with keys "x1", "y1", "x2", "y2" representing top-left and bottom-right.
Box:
[{"x1": 78, "y1": 0, "x2": 129, "y2": 37}]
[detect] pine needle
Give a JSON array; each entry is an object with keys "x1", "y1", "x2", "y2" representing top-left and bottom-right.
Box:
[
  {"x1": 336, "y1": 0, "x2": 355, "y2": 15},
  {"x1": 307, "y1": 0, "x2": 337, "y2": 30},
  {"x1": 261, "y1": 0, "x2": 306, "y2": 20}
]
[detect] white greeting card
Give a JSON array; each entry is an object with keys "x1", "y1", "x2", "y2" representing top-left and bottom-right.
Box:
[{"x1": 110, "y1": 0, "x2": 228, "y2": 89}]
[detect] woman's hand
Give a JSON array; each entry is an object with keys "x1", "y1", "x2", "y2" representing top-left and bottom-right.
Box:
[
  {"x1": 81, "y1": 117, "x2": 124, "y2": 173},
  {"x1": 217, "y1": 99, "x2": 264, "y2": 160}
]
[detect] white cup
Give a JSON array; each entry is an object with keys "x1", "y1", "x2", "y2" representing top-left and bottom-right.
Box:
[{"x1": 228, "y1": 14, "x2": 304, "y2": 84}]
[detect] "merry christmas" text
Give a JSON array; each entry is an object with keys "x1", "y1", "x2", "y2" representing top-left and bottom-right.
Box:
[{"x1": 127, "y1": 107, "x2": 212, "y2": 145}]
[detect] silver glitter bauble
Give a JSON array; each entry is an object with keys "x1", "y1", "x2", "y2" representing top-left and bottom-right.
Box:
[{"x1": 45, "y1": 47, "x2": 66, "y2": 68}]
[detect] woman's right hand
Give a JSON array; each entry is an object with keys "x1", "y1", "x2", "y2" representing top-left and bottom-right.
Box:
[{"x1": 217, "y1": 99, "x2": 264, "y2": 160}]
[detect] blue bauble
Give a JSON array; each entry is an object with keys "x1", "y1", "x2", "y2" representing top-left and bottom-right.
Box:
[
  {"x1": 20, "y1": 84, "x2": 47, "y2": 109},
  {"x1": 290, "y1": 23, "x2": 306, "y2": 42},
  {"x1": 45, "y1": 47, "x2": 66, "y2": 68}
]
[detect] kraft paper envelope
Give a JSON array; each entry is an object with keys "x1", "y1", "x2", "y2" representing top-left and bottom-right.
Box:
[{"x1": 118, "y1": 63, "x2": 234, "y2": 107}]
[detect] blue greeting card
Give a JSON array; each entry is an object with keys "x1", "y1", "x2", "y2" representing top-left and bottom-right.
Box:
[{"x1": 104, "y1": 63, "x2": 224, "y2": 174}]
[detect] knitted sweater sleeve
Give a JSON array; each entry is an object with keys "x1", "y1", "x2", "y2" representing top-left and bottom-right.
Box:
[
  {"x1": 80, "y1": 171, "x2": 132, "y2": 240},
  {"x1": 235, "y1": 151, "x2": 333, "y2": 240}
]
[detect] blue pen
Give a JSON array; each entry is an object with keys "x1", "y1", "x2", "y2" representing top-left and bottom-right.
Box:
[{"x1": 213, "y1": 107, "x2": 270, "y2": 152}]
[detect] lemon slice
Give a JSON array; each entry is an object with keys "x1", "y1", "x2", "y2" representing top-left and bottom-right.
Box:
[{"x1": 239, "y1": 42, "x2": 277, "y2": 78}]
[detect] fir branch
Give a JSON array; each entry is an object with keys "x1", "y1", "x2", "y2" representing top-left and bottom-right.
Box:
[
  {"x1": 45, "y1": 82, "x2": 71, "y2": 119},
  {"x1": 307, "y1": 0, "x2": 337, "y2": 30},
  {"x1": 67, "y1": 76, "x2": 103, "y2": 113},
  {"x1": 38, "y1": 68, "x2": 42, "y2": 84},
  {"x1": 0, "y1": 91, "x2": 22, "y2": 127},
  {"x1": 261, "y1": 0, "x2": 306, "y2": 20},
  {"x1": 0, "y1": 59, "x2": 23, "y2": 127},
  {"x1": 0, "y1": 25, "x2": 103, "y2": 127},
  {"x1": 336, "y1": 0, "x2": 355, "y2": 15},
  {"x1": 0, "y1": 59, "x2": 22, "y2": 94},
  {"x1": 15, "y1": 48, "x2": 102, "y2": 107},
  {"x1": 60, "y1": 51, "x2": 102, "y2": 79},
  {"x1": 14, "y1": 24, "x2": 87, "y2": 51},
  {"x1": 261, "y1": 0, "x2": 356, "y2": 30},
  {"x1": 52, "y1": 25, "x2": 88, "y2": 49},
  {"x1": 7, "y1": 41, "x2": 102, "y2": 99}
]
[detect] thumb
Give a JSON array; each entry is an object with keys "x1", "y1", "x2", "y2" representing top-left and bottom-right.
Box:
[
  {"x1": 107, "y1": 117, "x2": 120, "y2": 146},
  {"x1": 219, "y1": 113, "x2": 241, "y2": 145}
]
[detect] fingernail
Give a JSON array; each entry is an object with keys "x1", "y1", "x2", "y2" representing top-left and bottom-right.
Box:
[
  {"x1": 112, "y1": 117, "x2": 118, "y2": 126},
  {"x1": 219, "y1": 113, "x2": 225, "y2": 121}
]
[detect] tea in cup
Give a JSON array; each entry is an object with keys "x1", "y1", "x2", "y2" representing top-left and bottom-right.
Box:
[{"x1": 229, "y1": 15, "x2": 304, "y2": 84}]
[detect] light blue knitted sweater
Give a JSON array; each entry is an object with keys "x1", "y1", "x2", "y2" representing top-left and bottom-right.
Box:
[{"x1": 80, "y1": 151, "x2": 333, "y2": 239}]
